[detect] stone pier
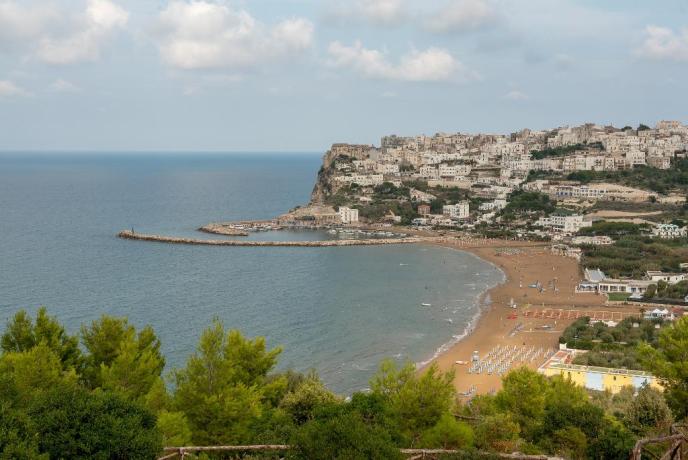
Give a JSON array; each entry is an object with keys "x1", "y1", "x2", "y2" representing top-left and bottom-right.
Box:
[{"x1": 117, "y1": 230, "x2": 423, "y2": 247}]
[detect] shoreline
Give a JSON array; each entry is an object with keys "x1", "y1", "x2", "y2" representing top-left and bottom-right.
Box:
[
  {"x1": 423, "y1": 240, "x2": 643, "y2": 396},
  {"x1": 414, "y1": 246, "x2": 507, "y2": 370}
]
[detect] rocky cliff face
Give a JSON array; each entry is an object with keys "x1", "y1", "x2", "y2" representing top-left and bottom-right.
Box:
[
  {"x1": 309, "y1": 144, "x2": 375, "y2": 204},
  {"x1": 309, "y1": 148, "x2": 346, "y2": 204},
  {"x1": 310, "y1": 163, "x2": 333, "y2": 204}
]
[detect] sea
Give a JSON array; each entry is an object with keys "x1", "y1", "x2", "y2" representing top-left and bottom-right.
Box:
[{"x1": 0, "y1": 153, "x2": 504, "y2": 394}]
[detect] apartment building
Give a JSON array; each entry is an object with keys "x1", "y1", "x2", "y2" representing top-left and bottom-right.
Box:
[
  {"x1": 442, "y1": 201, "x2": 470, "y2": 219},
  {"x1": 536, "y1": 214, "x2": 592, "y2": 233}
]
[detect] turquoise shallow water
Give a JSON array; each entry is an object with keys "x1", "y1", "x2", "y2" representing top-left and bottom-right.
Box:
[{"x1": 0, "y1": 153, "x2": 503, "y2": 394}]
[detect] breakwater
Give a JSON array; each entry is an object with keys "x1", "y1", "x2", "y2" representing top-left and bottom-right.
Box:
[
  {"x1": 117, "y1": 230, "x2": 423, "y2": 247},
  {"x1": 198, "y1": 225, "x2": 249, "y2": 236},
  {"x1": 199, "y1": 221, "x2": 278, "y2": 236}
]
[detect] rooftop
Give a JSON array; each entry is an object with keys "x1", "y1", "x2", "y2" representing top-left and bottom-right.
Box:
[{"x1": 545, "y1": 362, "x2": 655, "y2": 378}]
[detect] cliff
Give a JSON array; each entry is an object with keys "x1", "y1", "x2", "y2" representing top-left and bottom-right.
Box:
[{"x1": 310, "y1": 143, "x2": 377, "y2": 204}]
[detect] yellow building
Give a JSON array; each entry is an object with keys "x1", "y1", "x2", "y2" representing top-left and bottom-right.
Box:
[{"x1": 539, "y1": 361, "x2": 663, "y2": 394}]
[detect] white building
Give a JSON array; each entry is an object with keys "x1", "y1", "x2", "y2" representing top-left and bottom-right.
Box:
[
  {"x1": 652, "y1": 224, "x2": 687, "y2": 239},
  {"x1": 338, "y1": 207, "x2": 359, "y2": 224},
  {"x1": 442, "y1": 201, "x2": 470, "y2": 219},
  {"x1": 478, "y1": 199, "x2": 507, "y2": 211},
  {"x1": 644, "y1": 309, "x2": 674, "y2": 320},
  {"x1": 536, "y1": 214, "x2": 592, "y2": 233},
  {"x1": 571, "y1": 235, "x2": 613, "y2": 246},
  {"x1": 376, "y1": 163, "x2": 400, "y2": 175},
  {"x1": 335, "y1": 174, "x2": 384, "y2": 187},
  {"x1": 647, "y1": 155, "x2": 671, "y2": 169},
  {"x1": 438, "y1": 164, "x2": 471, "y2": 177},
  {"x1": 419, "y1": 165, "x2": 440, "y2": 179},
  {"x1": 645, "y1": 271, "x2": 687, "y2": 284},
  {"x1": 551, "y1": 184, "x2": 607, "y2": 200}
]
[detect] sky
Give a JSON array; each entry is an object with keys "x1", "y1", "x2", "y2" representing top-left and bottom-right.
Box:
[{"x1": 0, "y1": 0, "x2": 687, "y2": 152}]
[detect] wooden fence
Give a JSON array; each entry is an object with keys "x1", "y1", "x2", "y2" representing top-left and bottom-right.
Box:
[
  {"x1": 631, "y1": 424, "x2": 688, "y2": 460},
  {"x1": 157, "y1": 445, "x2": 564, "y2": 460}
]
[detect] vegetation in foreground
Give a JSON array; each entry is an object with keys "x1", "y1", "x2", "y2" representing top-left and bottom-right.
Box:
[{"x1": 1, "y1": 308, "x2": 687, "y2": 459}]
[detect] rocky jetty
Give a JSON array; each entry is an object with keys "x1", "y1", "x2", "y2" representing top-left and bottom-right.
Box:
[
  {"x1": 118, "y1": 230, "x2": 422, "y2": 247},
  {"x1": 199, "y1": 224, "x2": 249, "y2": 236}
]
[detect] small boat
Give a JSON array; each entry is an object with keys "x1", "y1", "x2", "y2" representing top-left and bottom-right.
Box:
[
  {"x1": 421, "y1": 303, "x2": 432, "y2": 307},
  {"x1": 399, "y1": 263, "x2": 409, "y2": 266}
]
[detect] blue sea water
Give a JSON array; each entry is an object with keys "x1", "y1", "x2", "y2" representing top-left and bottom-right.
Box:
[{"x1": 0, "y1": 153, "x2": 503, "y2": 394}]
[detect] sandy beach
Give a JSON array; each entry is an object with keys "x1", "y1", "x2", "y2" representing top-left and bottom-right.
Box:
[{"x1": 425, "y1": 238, "x2": 644, "y2": 396}]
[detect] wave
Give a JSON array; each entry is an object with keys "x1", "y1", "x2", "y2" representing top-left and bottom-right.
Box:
[
  {"x1": 415, "y1": 304, "x2": 484, "y2": 369},
  {"x1": 414, "y1": 246, "x2": 506, "y2": 370}
]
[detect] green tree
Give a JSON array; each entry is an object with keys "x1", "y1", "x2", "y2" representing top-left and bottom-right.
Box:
[
  {"x1": 29, "y1": 384, "x2": 161, "y2": 460},
  {"x1": 638, "y1": 316, "x2": 688, "y2": 418},
  {"x1": 551, "y1": 426, "x2": 587, "y2": 460},
  {"x1": 419, "y1": 413, "x2": 474, "y2": 449},
  {"x1": 0, "y1": 405, "x2": 46, "y2": 460},
  {"x1": 541, "y1": 376, "x2": 604, "y2": 440},
  {"x1": 623, "y1": 386, "x2": 673, "y2": 435},
  {"x1": 290, "y1": 410, "x2": 402, "y2": 460},
  {"x1": 80, "y1": 316, "x2": 166, "y2": 413},
  {"x1": 81, "y1": 316, "x2": 165, "y2": 392},
  {"x1": 172, "y1": 320, "x2": 282, "y2": 444},
  {"x1": 474, "y1": 413, "x2": 521, "y2": 453},
  {"x1": 494, "y1": 367, "x2": 548, "y2": 439},
  {"x1": 1, "y1": 308, "x2": 81, "y2": 371},
  {"x1": 280, "y1": 377, "x2": 339, "y2": 424},
  {"x1": 0, "y1": 343, "x2": 76, "y2": 406},
  {"x1": 98, "y1": 332, "x2": 167, "y2": 410},
  {"x1": 347, "y1": 392, "x2": 403, "y2": 444},
  {"x1": 586, "y1": 418, "x2": 636, "y2": 460},
  {"x1": 370, "y1": 360, "x2": 455, "y2": 445},
  {"x1": 156, "y1": 410, "x2": 193, "y2": 447}
]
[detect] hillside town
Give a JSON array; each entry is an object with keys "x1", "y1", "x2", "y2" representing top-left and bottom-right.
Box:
[{"x1": 299, "y1": 121, "x2": 686, "y2": 235}]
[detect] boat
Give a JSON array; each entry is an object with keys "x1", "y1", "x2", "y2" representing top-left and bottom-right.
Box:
[{"x1": 421, "y1": 303, "x2": 432, "y2": 307}]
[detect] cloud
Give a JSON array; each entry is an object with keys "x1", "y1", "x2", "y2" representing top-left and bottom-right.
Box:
[
  {"x1": 327, "y1": 41, "x2": 473, "y2": 82},
  {"x1": 0, "y1": 2, "x2": 57, "y2": 42},
  {"x1": 504, "y1": 89, "x2": 528, "y2": 100},
  {"x1": 0, "y1": 79, "x2": 30, "y2": 97},
  {"x1": 636, "y1": 25, "x2": 688, "y2": 62},
  {"x1": 0, "y1": 0, "x2": 128, "y2": 65},
  {"x1": 425, "y1": 0, "x2": 498, "y2": 33},
  {"x1": 153, "y1": 1, "x2": 314, "y2": 70},
  {"x1": 50, "y1": 79, "x2": 80, "y2": 92},
  {"x1": 326, "y1": 0, "x2": 406, "y2": 26}
]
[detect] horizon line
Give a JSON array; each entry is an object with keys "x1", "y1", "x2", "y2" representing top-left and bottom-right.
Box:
[{"x1": 0, "y1": 149, "x2": 325, "y2": 155}]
